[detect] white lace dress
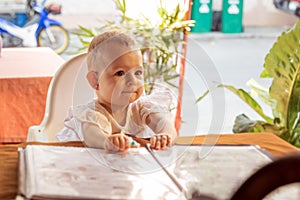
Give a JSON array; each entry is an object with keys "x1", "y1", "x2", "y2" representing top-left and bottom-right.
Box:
[{"x1": 56, "y1": 89, "x2": 176, "y2": 142}]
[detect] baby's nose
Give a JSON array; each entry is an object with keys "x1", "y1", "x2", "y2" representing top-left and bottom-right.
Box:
[{"x1": 125, "y1": 72, "x2": 137, "y2": 85}]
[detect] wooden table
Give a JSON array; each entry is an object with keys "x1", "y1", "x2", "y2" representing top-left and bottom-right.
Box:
[
  {"x1": 0, "y1": 132, "x2": 299, "y2": 199},
  {"x1": 0, "y1": 47, "x2": 64, "y2": 143}
]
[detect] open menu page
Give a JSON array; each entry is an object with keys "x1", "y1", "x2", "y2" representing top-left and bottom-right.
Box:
[
  {"x1": 18, "y1": 144, "x2": 274, "y2": 200},
  {"x1": 19, "y1": 145, "x2": 182, "y2": 200},
  {"x1": 166, "y1": 145, "x2": 273, "y2": 199}
]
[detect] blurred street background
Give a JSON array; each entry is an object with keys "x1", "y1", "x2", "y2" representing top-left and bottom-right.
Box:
[
  {"x1": 59, "y1": 0, "x2": 298, "y2": 135},
  {"x1": 48, "y1": 0, "x2": 298, "y2": 30},
  {"x1": 3, "y1": 0, "x2": 298, "y2": 135},
  {"x1": 50, "y1": 0, "x2": 299, "y2": 135}
]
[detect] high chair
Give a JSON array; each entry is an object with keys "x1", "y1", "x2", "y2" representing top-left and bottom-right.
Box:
[
  {"x1": 27, "y1": 53, "x2": 180, "y2": 142},
  {"x1": 27, "y1": 53, "x2": 94, "y2": 142}
]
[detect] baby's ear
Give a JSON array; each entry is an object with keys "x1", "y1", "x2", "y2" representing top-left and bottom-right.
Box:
[{"x1": 86, "y1": 71, "x2": 99, "y2": 90}]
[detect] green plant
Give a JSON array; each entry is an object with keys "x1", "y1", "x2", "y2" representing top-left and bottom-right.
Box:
[
  {"x1": 197, "y1": 20, "x2": 300, "y2": 147},
  {"x1": 71, "y1": 0, "x2": 194, "y2": 94}
]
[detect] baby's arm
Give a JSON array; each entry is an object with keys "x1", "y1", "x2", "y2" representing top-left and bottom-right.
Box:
[
  {"x1": 82, "y1": 123, "x2": 131, "y2": 151},
  {"x1": 146, "y1": 113, "x2": 177, "y2": 150}
]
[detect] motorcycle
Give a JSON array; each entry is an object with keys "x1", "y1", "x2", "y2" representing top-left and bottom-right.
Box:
[
  {"x1": 0, "y1": 0, "x2": 69, "y2": 54},
  {"x1": 273, "y1": 0, "x2": 300, "y2": 17}
]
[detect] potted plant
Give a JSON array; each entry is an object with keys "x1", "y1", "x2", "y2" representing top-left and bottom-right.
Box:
[
  {"x1": 71, "y1": 0, "x2": 194, "y2": 132},
  {"x1": 198, "y1": 20, "x2": 300, "y2": 147},
  {"x1": 71, "y1": 0, "x2": 194, "y2": 94}
]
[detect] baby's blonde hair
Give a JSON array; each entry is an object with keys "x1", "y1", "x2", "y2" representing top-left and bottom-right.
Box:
[{"x1": 87, "y1": 29, "x2": 138, "y2": 73}]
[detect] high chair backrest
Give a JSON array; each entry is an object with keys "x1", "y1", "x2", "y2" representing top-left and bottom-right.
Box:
[{"x1": 27, "y1": 53, "x2": 94, "y2": 142}]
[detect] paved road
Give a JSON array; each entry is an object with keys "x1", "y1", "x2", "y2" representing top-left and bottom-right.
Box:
[
  {"x1": 60, "y1": 27, "x2": 289, "y2": 136},
  {"x1": 182, "y1": 36, "x2": 277, "y2": 136}
]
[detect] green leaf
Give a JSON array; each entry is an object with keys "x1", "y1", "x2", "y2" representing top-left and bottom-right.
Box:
[
  {"x1": 232, "y1": 114, "x2": 257, "y2": 133},
  {"x1": 196, "y1": 90, "x2": 209, "y2": 103},
  {"x1": 116, "y1": 0, "x2": 126, "y2": 15},
  {"x1": 233, "y1": 114, "x2": 287, "y2": 139},
  {"x1": 263, "y1": 20, "x2": 300, "y2": 130},
  {"x1": 218, "y1": 84, "x2": 273, "y2": 123},
  {"x1": 78, "y1": 25, "x2": 96, "y2": 36},
  {"x1": 259, "y1": 69, "x2": 272, "y2": 78},
  {"x1": 246, "y1": 79, "x2": 280, "y2": 119},
  {"x1": 164, "y1": 74, "x2": 179, "y2": 81}
]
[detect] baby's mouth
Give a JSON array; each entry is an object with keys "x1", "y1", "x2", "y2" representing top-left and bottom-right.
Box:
[
  {"x1": 122, "y1": 87, "x2": 137, "y2": 93},
  {"x1": 122, "y1": 91, "x2": 137, "y2": 94}
]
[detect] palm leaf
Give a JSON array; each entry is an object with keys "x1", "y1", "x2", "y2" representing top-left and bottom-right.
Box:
[
  {"x1": 78, "y1": 25, "x2": 96, "y2": 36},
  {"x1": 263, "y1": 20, "x2": 300, "y2": 130}
]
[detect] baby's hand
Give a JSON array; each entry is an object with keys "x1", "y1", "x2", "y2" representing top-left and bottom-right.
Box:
[
  {"x1": 150, "y1": 133, "x2": 172, "y2": 150},
  {"x1": 105, "y1": 134, "x2": 131, "y2": 152}
]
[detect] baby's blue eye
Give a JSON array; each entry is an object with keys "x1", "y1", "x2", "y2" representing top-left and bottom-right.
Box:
[
  {"x1": 135, "y1": 70, "x2": 143, "y2": 76},
  {"x1": 115, "y1": 71, "x2": 125, "y2": 76}
]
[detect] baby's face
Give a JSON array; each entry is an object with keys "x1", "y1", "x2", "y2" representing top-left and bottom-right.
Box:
[{"x1": 97, "y1": 50, "x2": 144, "y2": 107}]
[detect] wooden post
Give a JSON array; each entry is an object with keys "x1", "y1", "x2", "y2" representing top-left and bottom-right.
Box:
[{"x1": 175, "y1": 0, "x2": 193, "y2": 134}]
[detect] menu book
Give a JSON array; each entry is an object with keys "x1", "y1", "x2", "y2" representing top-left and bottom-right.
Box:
[{"x1": 18, "y1": 144, "x2": 273, "y2": 200}]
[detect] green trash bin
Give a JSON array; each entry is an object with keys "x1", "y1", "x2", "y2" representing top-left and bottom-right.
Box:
[
  {"x1": 222, "y1": 0, "x2": 243, "y2": 33},
  {"x1": 191, "y1": 0, "x2": 213, "y2": 33}
]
